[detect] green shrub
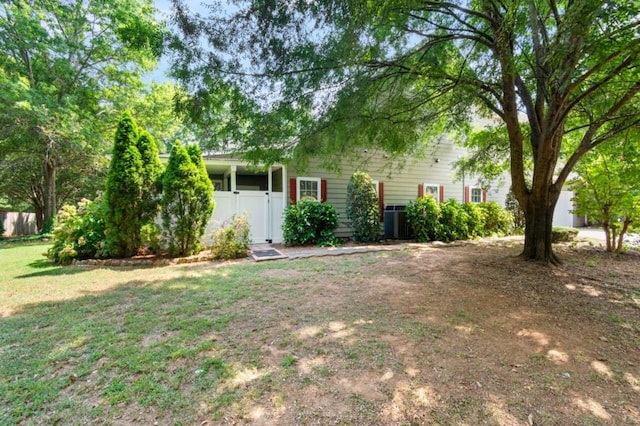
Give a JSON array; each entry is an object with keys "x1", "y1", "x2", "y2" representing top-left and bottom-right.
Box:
[
  {"x1": 211, "y1": 214, "x2": 252, "y2": 260},
  {"x1": 0, "y1": 213, "x2": 4, "y2": 239},
  {"x1": 462, "y1": 202, "x2": 485, "y2": 238},
  {"x1": 346, "y1": 171, "x2": 380, "y2": 242},
  {"x1": 477, "y1": 201, "x2": 513, "y2": 235},
  {"x1": 161, "y1": 141, "x2": 215, "y2": 257},
  {"x1": 438, "y1": 199, "x2": 470, "y2": 242},
  {"x1": 282, "y1": 198, "x2": 339, "y2": 246},
  {"x1": 406, "y1": 196, "x2": 441, "y2": 242},
  {"x1": 104, "y1": 111, "x2": 144, "y2": 258},
  {"x1": 136, "y1": 130, "x2": 164, "y2": 224},
  {"x1": 140, "y1": 223, "x2": 162, "y2": 254},
  {"x1": 552, "y1": 227, "x2": 579, "y2": 243},
  {"x1": 48, "y1": 198, "x2": 108, "y2": 264}
]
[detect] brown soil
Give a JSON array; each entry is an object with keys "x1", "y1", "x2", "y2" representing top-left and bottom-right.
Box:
[{"x1": 207, "y1": 240, "x2": 640, "y2": 425}]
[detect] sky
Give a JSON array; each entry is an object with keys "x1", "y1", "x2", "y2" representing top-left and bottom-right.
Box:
[{"x1": 145, "y1": 0, "x2": 213, "y2": 83}]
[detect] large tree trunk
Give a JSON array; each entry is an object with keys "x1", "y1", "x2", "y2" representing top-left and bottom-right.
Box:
[
  {"x1": 522, "y1": 201, "x2": 557, "y2": 264},
  {"x1": 520, "y1": 177, "x2": 562, "y2": 265}
]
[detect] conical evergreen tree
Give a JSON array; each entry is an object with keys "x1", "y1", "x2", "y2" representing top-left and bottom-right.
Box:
[
  {"x1": 161, "y1": 141, "x2": 214, "y2": 256},
  {"x1": 105, "y1": 111, "x2": 143, "y2": 257},
  {"x1": 136, "y1": 129, "x2": 164, "y2": 224}
]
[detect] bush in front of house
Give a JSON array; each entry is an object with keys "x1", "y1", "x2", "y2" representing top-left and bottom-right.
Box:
[
  {"x1": 282, "y1": 198, "x2": 339, "y2": 246},
  {"x1": 104, "y1": 111, "x2": 145, "y2": 258},
  {"x1": 104, "y1": 111, "x2": 166, "y2": 258},
  {"x1": 552, "y1": 227, "x2": 579, "y2": 243},
  {"x1": 48, "y1": 197, "x2": 108, "y2": 264},
  {"x1": 136, "y1": 129, "x2": 164, "y2": 225},
  {"x1": 462, "y1": 202, "x2": 485, "y2": 238},
  {"x1": 438, "y1": 199, "x2": 470, "y2": 242},
  {"x1": 477, "y1": 201, "x2": 513, "y2": 235},
  {"x1": 211, "y1": 214, "x2": 252, "y2": 260},
  {"x1": 139, "y1": 223, "x2": 162, "y2": 254},
  {"x1": 161, "y1": 141, "x2": 215, "y2": 257},
  {"x1": 406, "y1": 196, "x2": 441, "y2": 242},
  {"x1": 407, "y1": 198, "x2": 513, "y2": 243},
  {"x1": 346, "y1": 171, "x2": 380, "y2": 242}
]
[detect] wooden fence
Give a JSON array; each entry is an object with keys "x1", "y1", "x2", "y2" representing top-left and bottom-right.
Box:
[{"x1": 0, "y1": 211, "x2": 38, "y2": 237}]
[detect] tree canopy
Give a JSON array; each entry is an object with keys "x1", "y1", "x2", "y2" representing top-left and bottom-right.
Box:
[
  {"x1": 0, "y1": 0, "x2": 163, "y2": 229},
  {"x1": 570, "y1": 133, "x2": 640, "y2": 253},
  {"x1": 168, "y1": 0, "x2": 640, "y2": 263}
]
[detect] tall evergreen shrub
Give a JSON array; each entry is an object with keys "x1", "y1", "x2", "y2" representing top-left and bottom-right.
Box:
[
  {"x1": 136, "y1": 129, "x2": 164, "y2": 224},
  {"x1": 346, "y1": 171, "x2": 380, "y2": 242},
  {"x1": 161, "y1": 141, "x2": 214, "y2": 257},
  {"x1": 187, "y1": 144, "x2": 215, "y2": 237},
  {"x1": 105, "y1": 111, "x2": 144, "y2": 257}
]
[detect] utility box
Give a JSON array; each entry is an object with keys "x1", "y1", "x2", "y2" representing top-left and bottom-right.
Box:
[{"x1": 384, "y1": 205, "x2": 410, "y2": 239}]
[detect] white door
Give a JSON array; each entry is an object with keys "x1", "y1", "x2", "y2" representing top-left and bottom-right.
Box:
[{"x1": 237, "y1": 191, "x2": 269, "y2": 243}]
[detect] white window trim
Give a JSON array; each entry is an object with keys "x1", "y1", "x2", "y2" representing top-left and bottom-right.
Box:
[
  {"x1": 372, "y1": 180, "x2": 379, "y2": 196},
  {"x1": 296, "y1": 176, "x2": 321, "y2": 201},
  {"x1": 423, "y1": 183, "x2": 439, "y2": 201},
  {"x1": 470, "y1": 186, "x2": 483, "y2": 203}
]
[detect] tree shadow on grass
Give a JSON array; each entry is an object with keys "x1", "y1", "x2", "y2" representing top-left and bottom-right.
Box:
[
  {"x1": 18, "y1": 260, "x2": 171, "y2": 279},
  {"x1": 16, "y1": 266, "x2": 87, "y2": 279},
  {"x1": 27, "y1": 259, "x2": 55, "y2": 269}
]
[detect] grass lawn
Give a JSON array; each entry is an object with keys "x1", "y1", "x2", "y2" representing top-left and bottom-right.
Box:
[{"x1": 1, "y1": 239, "x2": 639, "y2": 424}]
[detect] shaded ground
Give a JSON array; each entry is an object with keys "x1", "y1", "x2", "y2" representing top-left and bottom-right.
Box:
[{"x1": 1, "y1": 239, "x2": 639, "y2": 425}]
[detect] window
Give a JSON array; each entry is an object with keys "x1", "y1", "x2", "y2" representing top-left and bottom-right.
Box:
[
  {"x1": 470, "y1": 187, "x2": 482, "y2": 203},
  {"x1": 423, "y1": 183, "x2": 439, "y2": 200},
  {"x1": 297, "y1": 177, "x2": 321, "y2": 201}
]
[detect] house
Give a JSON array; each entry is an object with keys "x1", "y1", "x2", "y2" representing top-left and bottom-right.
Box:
[{"x1": 200, "y1": 138, "x2": 511, "y2": 244}]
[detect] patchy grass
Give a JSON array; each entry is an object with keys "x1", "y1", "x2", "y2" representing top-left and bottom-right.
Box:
[{"x1": 1, "y1": 240, "x2": 639, "y2": 424}]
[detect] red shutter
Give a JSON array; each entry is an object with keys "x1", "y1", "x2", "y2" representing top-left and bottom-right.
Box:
[
  {"x1": 289, "y1": 178, "x2": 297, "y2": 204},
  {"x1": 321, "y1": 179, "x2": 327, "y2": 202},
  {"x1": 482, "y1": 189, "x2": 487, "y2": 203},
  {"x1": 439, "y1": 185, "x2": 444, "y2": 203},
  {"x1": 464, "y1": 186, "x2": 470, "y2": 203},
  {"x1": 418, "y1": 183, "x2": 424, "y2": 198},
  {"x1": 378, "y1": 181, "x2": 384, "y2": 221}
]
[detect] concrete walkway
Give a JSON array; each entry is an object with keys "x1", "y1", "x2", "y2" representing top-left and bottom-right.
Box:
[
  {"x1": 252, "y1": 237, "x2": 523, "y2": 261},
  {"x1": 252, "y1": 228, "x2": 640, "y2": 262},
  {"x1": 577, "y1": 227, "x2": 606, "y2": 241},
  {"x1": 250, "y1": 227, "x2": 640, "y2": 262}
]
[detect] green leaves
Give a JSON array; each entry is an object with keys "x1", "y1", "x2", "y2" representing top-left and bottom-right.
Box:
[
  {"x1": 282, "y1": 199, "x2": 339, "y2": 246},
  {"x1": 105, "y1": 112, "x2": 145, "y2": 258},
  {"x1": 570, "y1": 134, "x2": 640, "y2": 252},
  {"x1": 161, "y1": 141, "x2": 214, "y2": 257},
  {"x1": 346, "y1": 171, "x2": 380, "y2": 243},
  {"x1": 0, "y1": 0, "x2": 164, "y2": 226}
]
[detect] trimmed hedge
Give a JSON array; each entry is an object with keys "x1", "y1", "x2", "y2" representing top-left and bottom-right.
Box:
[
  {"x1": 407, "y1": 199, "x2": 513, "y2": 243},
  {"x1": 282, "y1": 199, "x2": 339, "y2": 246}
]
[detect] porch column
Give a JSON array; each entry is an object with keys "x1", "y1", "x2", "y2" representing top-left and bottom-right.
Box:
[
  {"x1": 281, "y1": 165, "x2": 287, "y2": 210},
  {"x1": 230, "y1": 165, "x2": 237, "y2": 193}
]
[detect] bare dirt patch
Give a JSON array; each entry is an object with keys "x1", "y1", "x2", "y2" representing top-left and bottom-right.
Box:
[{"x1": 205, "y1": 240, "x2": 640, "y2": 425}]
